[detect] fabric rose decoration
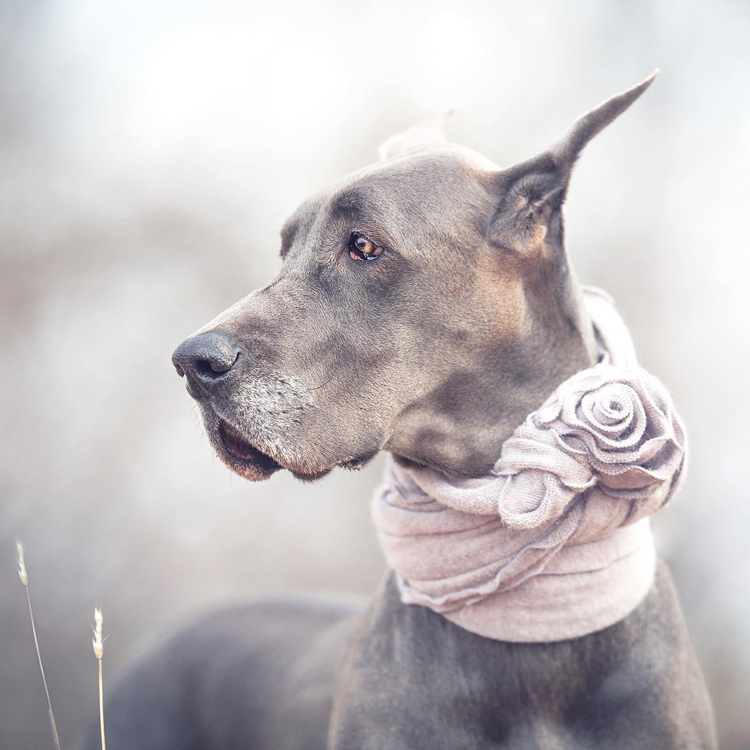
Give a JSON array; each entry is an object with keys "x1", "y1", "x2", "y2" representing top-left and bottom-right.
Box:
[{"x1": 489, "y1": 364, "x2": 687, "y2": 529}]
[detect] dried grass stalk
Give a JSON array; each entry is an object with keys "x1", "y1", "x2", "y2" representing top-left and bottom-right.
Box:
[
  {"x1": 92, "y1": 606, "x2": 106, "y2": 750},
  {"x1": 16, "y1": 541, "x2": 62, "y2": 750}
]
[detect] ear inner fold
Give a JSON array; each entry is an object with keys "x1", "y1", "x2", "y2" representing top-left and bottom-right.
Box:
[{"x1": 488, "y1": 71, "x2": 658, "y2": 255}]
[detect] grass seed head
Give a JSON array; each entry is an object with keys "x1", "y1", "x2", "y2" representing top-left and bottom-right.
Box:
[
  {"x1": 92, "y1": 606, "x2": 104, "y2": 660},
  {"x1": 16, "y1": 541, "x2": 28, "y2": 586}
]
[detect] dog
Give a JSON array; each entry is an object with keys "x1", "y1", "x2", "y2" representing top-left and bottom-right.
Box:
[{"x1": 83, "y1": 73, "x2": 717, "y2": 749}]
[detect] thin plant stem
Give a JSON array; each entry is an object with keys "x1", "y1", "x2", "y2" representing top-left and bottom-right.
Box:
[
  {"x1": 17, "y1": 542, "x2": 62, "y2": 750},
  {"x1": 92, "y1": 606, "x2": 106, "y2": 750},
  {"x1": 98, "y1": 659, "x2": 106, "y2": 750}
]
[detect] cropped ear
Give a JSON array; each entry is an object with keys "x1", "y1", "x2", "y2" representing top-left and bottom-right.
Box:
[
  {"x1": 378, "y1": 111, "x2": 453, "y2": 162},
  {"x1": 488, "y1": 71, "x2": 658, "y2": 255}
]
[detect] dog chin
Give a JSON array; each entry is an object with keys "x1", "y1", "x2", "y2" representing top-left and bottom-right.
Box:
[
  {"x1": 201, "y1": 411, "x2": 334, "y2": 483},
  {"x1": 215, "y1": 423, "x2": 281, "y2": 481}
]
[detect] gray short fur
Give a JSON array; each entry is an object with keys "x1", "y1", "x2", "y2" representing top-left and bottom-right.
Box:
[{"x1": 82, "y1": 74, "x2": 717, "y2": 749}]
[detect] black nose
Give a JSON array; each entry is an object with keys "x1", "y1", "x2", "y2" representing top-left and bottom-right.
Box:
[{"x1": 172, "y1": 331, "x2": 241, "y2": 397}]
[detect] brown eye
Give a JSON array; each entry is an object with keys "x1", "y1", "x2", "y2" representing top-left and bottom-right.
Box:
[{"x1": 349, "y1": 232, "x2": 384, "y2": 262}]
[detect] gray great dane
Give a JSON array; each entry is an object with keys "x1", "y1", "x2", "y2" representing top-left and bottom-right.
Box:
[{"x1": 83, "y1": 74, "x2": 716, "y2": 749}]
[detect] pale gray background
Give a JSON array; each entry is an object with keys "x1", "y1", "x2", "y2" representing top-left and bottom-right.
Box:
[{"x1": 1, "y1": 1, "x2": 748, "y2": 747}]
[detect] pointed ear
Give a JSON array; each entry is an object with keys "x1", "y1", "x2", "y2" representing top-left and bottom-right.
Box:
[
  {"x1": 488, "y1": 71, "x2": 658, "y2": 255},
  {"x1": 378, "y1": 111, "x2": 454, "y2": 162}
]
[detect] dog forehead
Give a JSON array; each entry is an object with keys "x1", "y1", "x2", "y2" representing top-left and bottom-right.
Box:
[
  {"x1": 323, "y1": 147, "x2": 498, "y2": 233},
  {"x1": 340, "y1": 145, "x2": 497, "y2": 200},
  {"x1": 280, "y1": 145, "x2": 499, "y2": 255}
]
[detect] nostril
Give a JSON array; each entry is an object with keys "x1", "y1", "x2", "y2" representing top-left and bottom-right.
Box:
[
  {"x1": 196, "y1": 359, "x2": 216, "y2": 377},
  {"x1": 195, "y1": 354, "x2": 237, "y2": 378}
]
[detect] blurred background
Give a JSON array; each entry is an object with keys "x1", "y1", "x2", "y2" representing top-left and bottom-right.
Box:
[{"x1": 1, "y1": 0, "x2": 748, "y2": 747}]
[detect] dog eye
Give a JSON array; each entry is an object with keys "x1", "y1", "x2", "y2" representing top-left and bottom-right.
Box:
[{"x1": 348, "y1": 232, "x2": 384, "y2": 262}]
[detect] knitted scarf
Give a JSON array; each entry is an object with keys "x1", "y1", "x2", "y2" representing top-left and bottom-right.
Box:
[{"x1": 372, "y1": 287, "x2": 686, "y2": 642}]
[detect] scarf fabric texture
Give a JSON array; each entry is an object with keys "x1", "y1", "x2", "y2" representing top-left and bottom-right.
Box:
[{"x1": 372, "y1": 287, "x2": 686, "y2": 643}]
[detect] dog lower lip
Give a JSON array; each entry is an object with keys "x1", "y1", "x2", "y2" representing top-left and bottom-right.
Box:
[{"x1": 219, "y1": 421, "x2": 281, "y2": 473}]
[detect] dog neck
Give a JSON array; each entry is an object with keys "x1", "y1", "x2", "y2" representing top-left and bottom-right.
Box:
[
  {"x1": 389, "y1": 264, "x2": 599, "y2": 479},
  {"x1": 373, "y1": 287, "x2": 686, "y2": 642}
]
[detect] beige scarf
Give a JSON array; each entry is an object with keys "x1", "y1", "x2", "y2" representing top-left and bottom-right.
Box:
[{"x1": 372, "y1": 287, "x2": 686, "y2": 642}]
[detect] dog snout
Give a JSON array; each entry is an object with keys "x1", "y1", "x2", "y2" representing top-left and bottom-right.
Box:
[{"x1": 172, "y1": 331, "x2": 242, "y2": 398}]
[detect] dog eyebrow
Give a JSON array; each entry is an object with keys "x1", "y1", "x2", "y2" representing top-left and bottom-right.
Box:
[{"x1": 329, "y1": 185, "x2": 365, "y2": 220}]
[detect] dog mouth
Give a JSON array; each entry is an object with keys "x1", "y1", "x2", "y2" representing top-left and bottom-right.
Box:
[
  {"x1": 205, "y1": 410, "x2": 359, "y2": 483},
  {"x1": 218, "y1": 420, "x2": 282, "y2": 478}
]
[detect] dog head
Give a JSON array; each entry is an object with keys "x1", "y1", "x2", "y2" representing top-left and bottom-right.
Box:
[{"x1": 172, "y1": 73, "x2": 657, "y2": 482}]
